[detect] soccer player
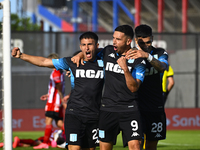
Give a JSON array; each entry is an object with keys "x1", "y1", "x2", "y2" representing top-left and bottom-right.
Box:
[
  {"x1": 33, "y1": 53, "x2": 65, "y2": 149},
  {"x1": 11, "y1": 31, "x2": 104, "y2": 150},
  {"x1": 126, "y1": 24, "x2": 168, "y2": 150},
  {"x1": 162, "y1": 65, "x2": 175, "y2": 105},
  {"x1": 72, "y1": 25, "x2": 146, "y2": 150}
]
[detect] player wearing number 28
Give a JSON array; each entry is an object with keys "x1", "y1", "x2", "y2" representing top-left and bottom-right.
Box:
[{"x1": 126, "y1": 24, "x2": 169, "y2": 150}]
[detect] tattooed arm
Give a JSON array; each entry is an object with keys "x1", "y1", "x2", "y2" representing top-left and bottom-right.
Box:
[{"x1": 126, "y1": 48, "x2": 167, "y2": 73}]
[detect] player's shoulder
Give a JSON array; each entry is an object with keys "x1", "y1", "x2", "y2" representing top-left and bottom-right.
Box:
[
  {"x1": 152, "y1": 46, "x2": 164, "y2": 52},
  {"x1": 152, "y1": 47, "x2": 168, "y2": 55},
  {"x1": 104, "y1": 45, "x2": 113, "y2": 49},
  {"x1": 100, "y1": 45, "x2": 115, "y2": 57},
  {"x1": 168, "y1": 65, "x2": 174, "y2": 72},
  {"x1": 134, "y1": 58, "x2": 146, "y2": 66},
  {"x1": 55, "y1": 57, "x2": 71, "y2": 63},
  {"x1": 103, "y1": 45, "x2": 114, "y2": 52},
  {"x1": 63, "y1": 57, "x2": 72, "y2": 62},
  {"x1": 60, "y1": 57, "x2": 74, "y2": 66}
]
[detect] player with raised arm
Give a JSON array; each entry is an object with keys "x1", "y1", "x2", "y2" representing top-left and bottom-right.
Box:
[
  {"x1": 126, "y1": 24, "x2": 168, "y2": 150},
  {"x1": 12, "y1": 31, "x2": 104, "y2": 150},
  {"x1": 72, "y1": 25, "x2": 146, "y2": 150}
]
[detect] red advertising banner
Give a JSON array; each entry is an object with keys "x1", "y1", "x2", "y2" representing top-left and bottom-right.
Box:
[
  {"x1": 165, "y1": 108, "x2": 200, "y2": 130},
  {"x1": 0, "y1": 108, "x2": 200, "y2": 131},
  {"x1": 0, "y1": 109, "x2": 60, "y2": 131}
]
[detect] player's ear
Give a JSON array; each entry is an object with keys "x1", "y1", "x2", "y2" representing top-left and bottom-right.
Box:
[
  {"x1": 151, "y1": 36, "x2": 154, "y2": 42},
  {"x1": 96, "y1": 43, "x2": 99, "y2": 48},
  {"x1": 127, "y1": 38, "x2": 132, "y2": 45}
]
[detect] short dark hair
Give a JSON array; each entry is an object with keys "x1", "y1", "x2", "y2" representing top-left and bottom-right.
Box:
[
  {"x1": 135, "y1": 24, "x2": 152, "y2": 38},
  {"x1": 115, "y1": 25, "x2": 134, "y2": 39},
  {"x1": 79, "y1": 31, "x2": 98, "y2": 44}
]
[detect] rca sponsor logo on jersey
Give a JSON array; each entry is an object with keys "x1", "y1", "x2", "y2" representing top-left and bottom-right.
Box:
[
  {"x1": 105, "y1": 62, "x2": 132, "y2": 74},
  {"x1": 76, "y1": 69, "x2": 104, "y2": 78},
  {"x1": 165, "y1": 108, "x2": 200, "y2": 130}
]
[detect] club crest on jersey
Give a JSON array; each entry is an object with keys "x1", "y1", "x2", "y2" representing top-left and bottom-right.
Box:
[
  {"x1": 105, "y1": 62, "x2": 132, "y2": 74},
  {"x1": 128, "y1": 59, "x2": 135, "y2": 63},
  {"x1": 76, "y1": 69, "x2": 104, "y2": 78},
  {"x1": 70, "y1": 134, "x2": 77, "y2": 142},
  {"x1": 97, "y1": 60, "x2": 104, "y2": 67},
  {"x1": 99, "y1": 130, "x2": 105, "y2": 138}
]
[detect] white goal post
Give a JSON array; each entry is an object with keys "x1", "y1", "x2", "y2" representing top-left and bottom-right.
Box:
[{"x1": 1, "y1": 0, "x2": 12, "y2": 150}]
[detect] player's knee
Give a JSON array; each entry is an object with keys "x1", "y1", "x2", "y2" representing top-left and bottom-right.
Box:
[{"x1": 128, "y1": 140, "x2": 141, "y2": 150}]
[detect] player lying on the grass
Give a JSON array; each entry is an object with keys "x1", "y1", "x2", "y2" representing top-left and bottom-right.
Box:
[{"x1": 0, "y1": 129, "x2": 66, "y2": 149}]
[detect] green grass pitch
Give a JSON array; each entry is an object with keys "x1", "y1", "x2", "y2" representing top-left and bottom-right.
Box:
[{"x1": 0, "y1": 130, "x2": 200, "y2": 149}]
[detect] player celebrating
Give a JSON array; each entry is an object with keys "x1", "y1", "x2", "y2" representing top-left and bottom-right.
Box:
[
  {"x1": 72, "y1": 25, "x2": 146, "y2": 150},
  {"x1": 11, "y1": 31, "x2": 104, "y2": 150},
  {"x1": 126, "y1": 24, "x2": 168, "y2": 150}
]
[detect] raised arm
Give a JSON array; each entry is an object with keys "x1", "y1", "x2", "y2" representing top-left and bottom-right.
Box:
[{"x1": 11, "y1": 47, "x2": 54, "y2": 68}]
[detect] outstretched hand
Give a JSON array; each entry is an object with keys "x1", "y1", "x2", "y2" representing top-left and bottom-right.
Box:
[{"x1": 11, "y1": 47, "x2": 21, "y2": 58}]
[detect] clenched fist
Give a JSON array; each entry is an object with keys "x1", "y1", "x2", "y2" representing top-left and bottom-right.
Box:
[{"x1": 11, "y1": 47, "x2": 21, "y2": 58}]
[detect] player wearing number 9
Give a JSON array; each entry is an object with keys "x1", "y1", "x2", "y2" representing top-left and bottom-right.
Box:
[{"x1": 126, "y1": 24, "x2": 168, "y2": 150}]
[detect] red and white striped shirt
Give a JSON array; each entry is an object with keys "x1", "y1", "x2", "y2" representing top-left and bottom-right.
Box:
[{"x1": 45, "y1": 70, "x2": 65, "y2": 113}]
